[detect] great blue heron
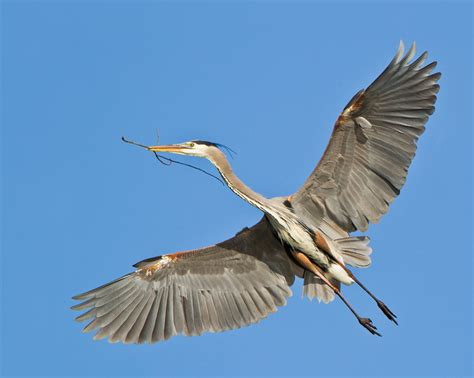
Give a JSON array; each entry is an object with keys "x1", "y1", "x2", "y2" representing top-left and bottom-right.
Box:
[{"x1": 72, "y1": 42, "x2": 440, "y2": 343}]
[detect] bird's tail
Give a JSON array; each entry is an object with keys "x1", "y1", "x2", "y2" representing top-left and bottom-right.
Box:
[
  {"x1": 302, "y1": 236, "x2": 372, "y2": 302},
  {"x1": 334, "y1": 236, "x2": 372, "y2": 268},
  {"x1": 302, "y1": 271, "x2": 340, "y2": 303}
]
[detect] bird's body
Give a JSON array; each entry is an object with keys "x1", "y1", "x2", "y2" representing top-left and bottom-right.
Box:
[
  {"x1": 73, "y1": 41, "x2": 440, "y2": 343},
  {"x1": 218, "y1": 154, "x2": 354, "y2": 284},
  {"x1": 210, "y1": 144, "x2": 354, "y2": 284},
  {"x1": 209, "y1": 145, "x2": 353, "y2": 283}
]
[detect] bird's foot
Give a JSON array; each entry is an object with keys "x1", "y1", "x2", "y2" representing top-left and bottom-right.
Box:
[
  {"x1": 377, "y1": 300, "x2": 398, "y2": 325},
  {"x1": 358, "y1": 317, "x2": 382, "y2": 337}
]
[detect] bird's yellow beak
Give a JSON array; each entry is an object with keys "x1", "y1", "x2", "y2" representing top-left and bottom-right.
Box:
[
  {"x1": 147, "y1": 144, "x2": 189, "y2": 153},
  {"x1": 121, "y1": 137, "x2": 191, "y2": 155}
]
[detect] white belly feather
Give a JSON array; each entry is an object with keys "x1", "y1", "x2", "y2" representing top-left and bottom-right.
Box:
[{"x1": 267, "y1": 213, "x2": 354, "y2": 285}]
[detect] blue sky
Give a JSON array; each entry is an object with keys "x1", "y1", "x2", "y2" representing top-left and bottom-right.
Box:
[{"x1": 2, "y1": 1, "x2": 472, "y2": 377}]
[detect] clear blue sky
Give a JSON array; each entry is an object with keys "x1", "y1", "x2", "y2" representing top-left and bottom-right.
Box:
[{"x1": 2, "y1": 1, "x2": 472, "y2": 377}]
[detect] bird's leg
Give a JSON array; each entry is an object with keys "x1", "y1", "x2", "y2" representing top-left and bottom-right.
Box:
[
  {"x1": 291, "y1": 251, "x2": 381, "y2": 336},
  {"x1": 313, "y1": 230, "x2": 397, "y2": 325},
  {"x1": 335, "y1": 262, "x2": 398, "y2": 325}
]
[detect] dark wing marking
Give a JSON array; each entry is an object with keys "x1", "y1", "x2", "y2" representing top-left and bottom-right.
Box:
[
  {"x1": 292, "y1": 42, "x2": 440, "y2": 232},
  {"x1": 72, "y1": 217, "x2": 300, "y2": 344}
]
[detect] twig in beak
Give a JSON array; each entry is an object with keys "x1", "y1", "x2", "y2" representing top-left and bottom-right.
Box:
[
  {"x1": 152, "y1": 152, "x2": 224, "y2": 185},
  {"x1": 121, "y1": 135, "x2": 224, "y2": 185},
  {"x1": 121, "y1": 136, "x2": 149, "y2": 150}
]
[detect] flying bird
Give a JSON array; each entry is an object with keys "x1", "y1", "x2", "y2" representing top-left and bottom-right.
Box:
[{"x1": 72, "y1": 42, "x2": 440, "y2": 343}]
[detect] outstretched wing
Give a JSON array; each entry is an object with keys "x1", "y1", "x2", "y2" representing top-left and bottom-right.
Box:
[
  {"x1": 72, "y1": 217, "x2": 300, "y2": 344},
  {"x1": 292, "y1": 42, "x2": 441, "y2": 232}
]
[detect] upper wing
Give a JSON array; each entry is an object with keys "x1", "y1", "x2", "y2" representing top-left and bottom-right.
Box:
[
  {"x1": 292, "y1": 42, "x2": 441, "y2": 232},
  {"x1": 72, "y1": 217, "x2": 300, "y2": 344}
]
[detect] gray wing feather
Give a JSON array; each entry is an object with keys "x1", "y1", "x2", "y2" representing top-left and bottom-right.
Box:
[
  {"x1": 139, "y1": 292, "x2": 160, "y2": 343},
  {"x1": 292, "y1": 41, "x2": 440, "y2": 232},
  {"x1": 124, "y1": 291, "x2": 154, "y2": 344},
  {"x1": 72, "y1": 217, "x2": 298, "y2": 344}
]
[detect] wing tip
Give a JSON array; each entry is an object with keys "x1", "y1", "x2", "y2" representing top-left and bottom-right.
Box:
[
  {"x1": 406, "y1": 41, "x2": 416, "y2": 63},
  {"x1": 72, "y1": 292, "x2": 90, "y2": 301},
  {"x1": 392, "y1": 40, "x2": 403, "y2": 64}
]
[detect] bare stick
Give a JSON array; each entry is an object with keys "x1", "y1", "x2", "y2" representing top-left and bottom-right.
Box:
[{"x1": 121, "y1": 136, "x2": 149, "y2": 150}]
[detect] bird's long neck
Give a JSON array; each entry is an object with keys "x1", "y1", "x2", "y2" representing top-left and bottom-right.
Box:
[{"x1": 208, "y1": 150, "x2": 272, "y2": 213}]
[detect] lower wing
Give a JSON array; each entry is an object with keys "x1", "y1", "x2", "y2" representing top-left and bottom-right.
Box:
[{"x1": 72, "y1": 217, "x2": 300, "y2": 344}]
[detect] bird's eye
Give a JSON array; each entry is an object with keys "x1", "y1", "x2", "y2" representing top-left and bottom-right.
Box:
[{"x1": 188, "y1": 142, "x2": 195, "y2": 147}]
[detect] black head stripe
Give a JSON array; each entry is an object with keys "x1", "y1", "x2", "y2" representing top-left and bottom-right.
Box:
[
  {"x1": 192, "y1": 140, "x2": 237, "y2": 157},
  {"x1": 192, "y1": 140, "x2": 217, "y2": 147}
]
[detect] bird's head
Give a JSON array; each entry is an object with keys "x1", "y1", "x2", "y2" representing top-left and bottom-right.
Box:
[
  {"x1": 121, "y1": 137, "x2": 233, "y2": 163},
  {"x1": 147, "y1": 140, "x2": 220, "y2": 158},
  {"x1": 121, "y1": 137, "x2": 235, "y2": 184}
]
